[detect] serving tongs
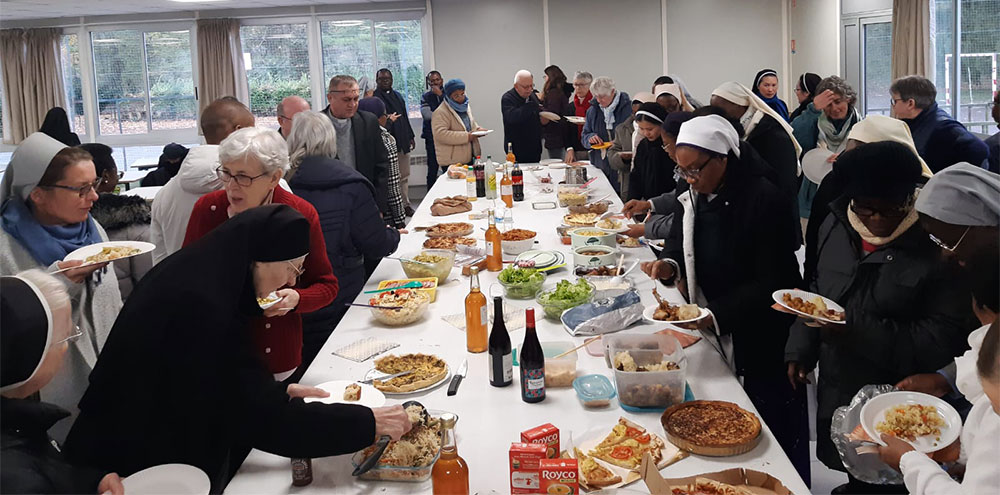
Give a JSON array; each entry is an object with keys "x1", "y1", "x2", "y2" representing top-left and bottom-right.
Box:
[{"x1": 352, "y1": 400, "x2": 428, "y2": 476}]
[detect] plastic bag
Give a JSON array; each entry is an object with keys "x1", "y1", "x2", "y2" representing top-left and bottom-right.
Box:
[
  {"x1": 561, "y1": 290, "x2": 643, "y2": 336},
  {"x1": 831, "y1": 384, "x2": 904, "y2": 485}
]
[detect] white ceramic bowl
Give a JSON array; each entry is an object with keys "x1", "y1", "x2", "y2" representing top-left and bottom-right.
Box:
[
  {"x1": 572, "y1": 245, "x2": 620, "y2": 268},
  {"x1": 569, "y1": 227, "x2": 617, "y2": 248},
  {"x1": 501, "y1": 230, "x2": 538, "y2": 255}
]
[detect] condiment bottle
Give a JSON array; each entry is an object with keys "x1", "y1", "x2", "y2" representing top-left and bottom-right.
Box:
[
  {"x1": 506, "y1": 142, "x2": 516, "y2": 164},
  {"x1": 290, "y1": 458, "x2": 312, "y2": 486},
  {"x1": 466, "y1": 165, "x2": 477, "y2": 201},
  {"x1": 431, "y1": 413, "x2": 469, "y2": 494},
  {"x1": 464, "y1": 267, "x2": 487, "y2": 353},
  {"x1": 484, "y1": 209, "x2": 502, "y2": 272},
  {"x1": 489, "y1": 296, "x2": 513, "y2": 387},
  {"x1": 500, "y1": 164, "x2": 513, "y2": 207},
  {"x1": 519, "y1": 308, "x2": 545, "y2": 403}
]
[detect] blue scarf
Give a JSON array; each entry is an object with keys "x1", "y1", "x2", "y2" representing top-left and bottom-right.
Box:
[
  {"x1": 445, "y1": 96, "x2": 472, "y2": 131},
  {"x1": 1, "y1": 198, "x2": 102, "y2": 266},
  {"x1": 757, "y1": 94, "x2": 790, "y2": 122}
]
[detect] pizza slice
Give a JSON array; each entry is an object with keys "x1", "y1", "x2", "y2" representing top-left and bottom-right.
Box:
[
  {"x1": 574, "y1": 448, "x2": 622, "y2": 488},
  {"x1": 670, "y1": 477, "x2": 754, "y2": 495},
  {"x1": 591, "y1": 439, "x2": 643, "y2": 469}
]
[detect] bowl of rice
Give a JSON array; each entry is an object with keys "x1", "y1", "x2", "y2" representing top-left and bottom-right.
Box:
[{"x1": 369, "y1": 289, "x2": 431, "y2": 326}]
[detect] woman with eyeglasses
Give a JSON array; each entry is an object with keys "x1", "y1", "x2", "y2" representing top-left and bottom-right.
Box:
[
  {"x1": 182, "y1": 127, "x2": 338, "y2": 382},
  {"x1": 785, "y1": 142, "x2": 975, "y2": 491},
  {"x1": 0, "y1": 132, "x2": 122, "y2": 442}
]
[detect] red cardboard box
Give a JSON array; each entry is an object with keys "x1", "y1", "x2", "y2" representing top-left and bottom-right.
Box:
[
  {"x1": 521, "y1": 423, "x2": 560, "y2": 459},
  {"x1": 510, "y1": 442, "x2": 547, "y2": 494},
  {"x1": 540, "y1": 458, "x2": 580, "y2": 495}
]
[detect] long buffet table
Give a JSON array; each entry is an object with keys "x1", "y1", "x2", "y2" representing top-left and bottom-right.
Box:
[{"x1": 226, "y1": 164, "x2": 810, "y2": 494}]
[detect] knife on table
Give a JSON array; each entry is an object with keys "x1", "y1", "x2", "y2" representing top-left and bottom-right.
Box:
[{"x1": 447, "y1": 360, "x2": 468, "y2": 396}]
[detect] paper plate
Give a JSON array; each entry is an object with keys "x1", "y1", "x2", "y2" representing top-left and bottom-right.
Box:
[
  {"x1": 859, "y1": 391, "x2": 961, "y2": 453},
  {"x1": 64, "y1": 241, "x2": 155, "y2": 264},
  {"x1": 802, "y1": 147, "x2": 836, "y2": 185},
  {"x1": 539, "y1": 158, "x2": 563, "y2": 165},
  {"x1": 643, "y1": 304, "x2": 710, "y2": 325},
  {"x1": 305, "y1": 380, "x2": 386, "y2": 408},
  {"x1": 122, "y1": 464, "x2": 210, "y2": 495},
  {"x1": 539, "y1": 111, "x2": 562, "y2": 121},
  {"x1": 548, "y1": 162, "x2": 568, "y2": 169},
  {"x1": 591, "y1": 142, "x2": 613, "y2": 150},
  {"x1": 772, "y1": 289, "x2": 846, "y2": 325},
  {"x1": 470, "y1": 129, "x2": 494, "y2": 137},
  {"x1": 257, "y1": 291, "x2": 283, "y2": 310},
  {"x1": 515, "y1": 249, "x2": 564, "y2": 269},
  {"x1": 565, "y1": 116, "x2": 586, "y2": 125}
]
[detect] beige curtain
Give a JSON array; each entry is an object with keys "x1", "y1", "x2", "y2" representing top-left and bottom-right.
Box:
[
  {"x1": 196, "y1": 19, "x2": 249, "y2": 117},
  {"x1": 891, "y1": 0, "x2": 932, "y2": 80},
  {"x1": 0, "y1": 28, "x2": 66, "y2": 144}
]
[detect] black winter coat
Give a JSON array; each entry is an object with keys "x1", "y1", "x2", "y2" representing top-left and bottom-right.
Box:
[
  {"x1": 628, "y1": 136, "x2": 676, "y2": 202},
  {"x1": 903, "y1": 102, "x2": 989, "y2": 173},
  {"x1": 746, "y1": 115, "x2": 801, "y2": 239},
  {"x1": 501, "y1": 88, "x2": 543, "y2": 163},
  {"x1": 785, "y1": 197, "x2": 975, "y2": 469}
]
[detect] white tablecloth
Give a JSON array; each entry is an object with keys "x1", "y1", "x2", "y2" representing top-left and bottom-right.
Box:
[{"x1": 225, "y1": 165, "x2": 810, "y2": 494}]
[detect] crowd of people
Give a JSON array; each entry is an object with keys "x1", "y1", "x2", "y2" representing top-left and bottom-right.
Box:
[{"x1": 0, "y1": 63, "x2": 998, "y2": 495}]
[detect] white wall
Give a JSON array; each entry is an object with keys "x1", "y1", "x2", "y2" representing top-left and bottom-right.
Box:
[
  {"x1": 663, "y1": 0, "x2": 787, "y2": 105},
  {"x1": 790, "y1": 0, "x2": 841, "y2": 84}
]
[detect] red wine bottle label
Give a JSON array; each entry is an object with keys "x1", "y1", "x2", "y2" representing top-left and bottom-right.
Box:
[{"x1": 521, "y1": 367, "x2": 545, "y2": 398}]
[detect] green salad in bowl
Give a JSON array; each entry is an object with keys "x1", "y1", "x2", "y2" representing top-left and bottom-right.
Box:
[
  {"x1": 535, "y1": 278, "x2": 595, "y2": 320},
  {"x1": 497, "y1": 266, "x2": 547, "y2": 299}
]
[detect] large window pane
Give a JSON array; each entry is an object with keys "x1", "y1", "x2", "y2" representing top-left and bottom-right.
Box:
[
  {"x1": 145, "y1": 31, "x2": 196, "y2": 131},
  {"x1": 957, "y1": 0, "x2": 999, "y2": 132},
  {"x1": 863, "y1": 22, "x2": 893, "y2": 117},
  {"x1": 321, "y1": 20, "x2": 374, "y2": 87},
  {"x1": 241, "y1": 24, "x2": 311, "y2": 129},
  {"x1": 92, "y1": 30, "x2": 147, "y2": 135},
  {"x1": 375, "y1": 20, "x2": 424, "y2": 118},
  {"x1": 60, "y1": 34, "x2": 86, "y2": 135},
  {"x1": 0, "y1": 72, "x2": 4, "y2": 142}
]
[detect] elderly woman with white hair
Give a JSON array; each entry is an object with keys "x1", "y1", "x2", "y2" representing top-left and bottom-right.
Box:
[
  {"x1": 182, "y1": 127, "x2": 338, "y2": 381},
  {"x1": 582, "y1": 76, "x2": 631, "y2": 193},
  {"x1": 285, "y1": 111, "x2": 401, "y2": 369}
]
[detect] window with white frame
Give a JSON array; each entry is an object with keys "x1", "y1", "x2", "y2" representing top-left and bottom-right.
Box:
[
  {"x1": 931, "y1": 0, "x2": 1000, "y2": 133},
  {"x1": 60, "y1": 33, "x2": 86, "y2": 136},
  {"x1": 240, "y1": 23, "x2": 311, "y2": 129},
  {"x1": 90, "y1": 28, "x2": 196, "y2": 135}
]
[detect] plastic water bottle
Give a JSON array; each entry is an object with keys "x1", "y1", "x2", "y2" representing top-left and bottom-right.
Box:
[{"x1": 503, "y1": 208, "x2": 513, "y2": 233}]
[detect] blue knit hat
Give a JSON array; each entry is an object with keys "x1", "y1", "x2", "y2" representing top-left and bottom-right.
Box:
[
  {"x1": 358, "y1": 97, "x2": 386, "y2": 117},
  {"x1": 444, "y1": 78, "x2": 465, "y2": 96}
]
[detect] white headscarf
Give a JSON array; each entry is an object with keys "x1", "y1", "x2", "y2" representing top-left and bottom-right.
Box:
[
  {"x1": 846, "y1": 115, "x2": 933, "y2": 177},
  {"x1": 711, "y1": 81, "x2": 802, "y2": 157},
  {"x1": 653, "y1": 83, "x2": 695, "y2": 112},
  {"x1": 0, "y1": 132, "x2": 67, "y2": 205},
  {"x1": 676, "y1": 115, "x2": 741, "y2": 158}
]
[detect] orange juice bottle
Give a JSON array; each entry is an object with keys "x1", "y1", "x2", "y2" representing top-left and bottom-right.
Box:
[
  {"x1": 506, "y1": 142, "x2": 516, "y2": 164},
  {"x1": 464, "y1": 267, "x2": 487, "y2": 353},
  {"x1": 431, "y1": 413, "x2": 469, "y2": 494},
  {"x1": 500, "y1": 165, "x2": 513, "y2": 208},
  {"x1": 485, "y1": 209, "x2": 502, "y2": 272}
]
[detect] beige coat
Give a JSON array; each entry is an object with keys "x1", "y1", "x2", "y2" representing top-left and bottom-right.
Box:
[{"x1": 431, "y1": 101, "x2": 481, "y2": 165}]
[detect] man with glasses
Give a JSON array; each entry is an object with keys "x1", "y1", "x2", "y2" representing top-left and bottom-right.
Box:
[
  {"x1": 501, "y1": 69, "x2": 543, "y2": 163},
  {"x1": 276, "y1": 95, "x2": 310, "y2": 138},
  {"x1": 150, "y1": 97, "x2": 255, "y2": 264},
  {"x1": 322, "y1": 75, "x2": 391, "y2": 217},
  {"x1": 889, "y1": 75, "x2": 989, "y2": 173}
]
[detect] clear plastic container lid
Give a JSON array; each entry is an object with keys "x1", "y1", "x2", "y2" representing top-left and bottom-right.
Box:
[{"x1": 572, "y1": 374, "x2": 616, "y2": 403}]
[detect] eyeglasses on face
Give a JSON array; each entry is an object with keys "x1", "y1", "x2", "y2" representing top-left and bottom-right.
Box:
[
  {"x1": 674, "y1": 155, "x2": 715, "y2": 180},
  {"x1": 287, "y1": 259, "x2": 305, "y2": 280},
  {"x1": 928, "y1": 226, "x2": 971, "y2": 252},
  {"x1": 43, "y1": 178, "x2": 102, "y2": 198},
  {"x1": 56, "y1": 325, "x2": 84, "y2": 345},
  {"x1": 216, "y1": 167, "x2": 270, "y2": 187},
  {"x1": 849, "y1": 201, "x2": 910, "y2": 219}
]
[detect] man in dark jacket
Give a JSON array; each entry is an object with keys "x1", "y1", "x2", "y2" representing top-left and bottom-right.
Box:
[
  {"x1": 374, "y1": 68, "x2": 416, "y2": 216},
  {"x1": 322, "y1": 75, "x2": 391, "y2": 213},
  {"x1": 421, "y1": 70, "x2": 445, "y2": 187},
  {"x1": 641, "y1": 115, "x2": 809, "y2": 483},
  {"x1": 2, "y1": 273, "x2": 122, "y2": 494},
  {"x1": 501, "y1": 70, "x2": 543, "y2": 163},
  {"x1": 785, "y1": 143, "x2": 974, "y2": 488},
  {"x1": 140, "y1": 142, "x2": 188, "y2": 187},
  {"x1": 891, "y1": 75, "x2": 989, "y2": 172}
]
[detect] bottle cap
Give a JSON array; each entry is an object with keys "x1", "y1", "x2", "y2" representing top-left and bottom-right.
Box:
[{"x1": 439, "y1": 412, "x2": 458, "y2": 428}]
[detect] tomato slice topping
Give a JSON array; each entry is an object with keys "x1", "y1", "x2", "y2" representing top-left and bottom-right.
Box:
[
  {"x1": 636, "y1": 433, "x2": 651, "y2": 444},
  {"x1": 610, "y1": 445, "x2": 633, "y2": 460},
  {"x1": 625, "y1": 427, "x2": 642, "y2": 438}
]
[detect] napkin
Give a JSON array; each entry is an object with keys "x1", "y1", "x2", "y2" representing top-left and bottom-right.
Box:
[{"x1": 332, "y1": 337, "x2": 400, "y2": 362}]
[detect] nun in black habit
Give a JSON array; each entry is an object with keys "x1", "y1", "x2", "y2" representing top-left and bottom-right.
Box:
[{"x1": 64, "y1": 204, "x2": 410, "y2": 493}]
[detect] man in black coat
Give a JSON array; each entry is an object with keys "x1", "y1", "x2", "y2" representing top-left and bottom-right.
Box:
[
  {"x1": 374, "y1": 68, "x2": 416, "y2": 215},
  {"x1": 501, "y1": 70, "x2": 543, "y2": 163},
  {"x1": 641, "y1": 115, "x2": 810, "y2": 484},
  {"x1": 891, "y1": 75, "x2": 989, "y2": 172},
  {"x1": 322, "y1": 75, "x2": 391, "y2": 213}
]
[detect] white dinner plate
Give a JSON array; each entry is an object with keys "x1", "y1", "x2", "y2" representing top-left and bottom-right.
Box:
[
  {"x1": 363, "y1": 355, "x2": 452, "y2": 397},
  {"x1": 304, "y1": 380, "x2": 386, "y2": 408},
  {"x1": 64, "y1": 241, "x2": 155, "y2": 264},
  {"x1": 548, "y1": 162, "x2": 568, "y2": 169},
  {"x1": 122, "y1": 464, "x2": 210, "y2": 495},
  {"x1": 802, "y1": 147, "x2": 836, "y2": 185},
  {"x1": 565, "y1": 116, "x2": 586, "y2": 125},
  {"x1": 470, "y1": 129, "x2": 494, "y2": 137},
  {"x1": 594, "y1": 217, "x2": 631, "y2": 233},
  {"x1": 642, "y1": 304, "x2": 710, "y2": 325},
  {"x1": 257, "y1": 291, "x2": 282, "y2": 310},
  {"x1": 515, "y1": 250, "x2": 563, "y2": 269},
  {"x1": 860, "y1": 391, "x2": 961, "y2": 453},
  {"x1": 772, "y1": 289, "x2": 846, "y2": 325},
  {"x1": 539, "y1": 111, "x2": 562, "y2": 121},
  {"x1": 539, "y1": 158, "x2": 563, "y2": 165}
]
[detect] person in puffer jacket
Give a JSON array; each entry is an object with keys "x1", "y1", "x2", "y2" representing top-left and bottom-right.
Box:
[{"x1": 286, "y1": 111, "x2": 402, "y2": 369}]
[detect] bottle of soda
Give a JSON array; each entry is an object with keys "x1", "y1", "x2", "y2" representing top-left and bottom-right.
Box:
[
  {"x1": 485, "y1": 155, "x2": 498, "y2": 200},
  {"x1": 519, "y1": 308, "x2": 545, "y2": 403},
  {"x1": 511, "y1": 163, "x2": 524, "y2": 202},
  {"x1": 489, "y1": 296, "x2": 513, "y2": 387},
  {"x1": 466, "y1": 165, "x2": 477, "y2": 201},
  {"x1": 474, "y1": 156, "x2": 485, "y2": 198}
]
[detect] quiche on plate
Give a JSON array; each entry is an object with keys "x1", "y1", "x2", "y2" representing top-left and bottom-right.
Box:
[
  {"x1": 660, "y1": 400, "x2": 761, "y2": 456},
  {"x1": 371, "y1": 353, "x2": 449, "y2": 394}
]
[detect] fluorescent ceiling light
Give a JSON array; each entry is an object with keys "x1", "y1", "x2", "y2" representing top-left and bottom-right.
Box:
[{"x1": 169, "y1": 0, "x2": 229, "y2": 3}]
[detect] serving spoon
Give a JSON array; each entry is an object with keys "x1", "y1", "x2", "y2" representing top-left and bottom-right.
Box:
[{"x1": 352, "y1": 400, "x2": 428, "y2": 476}]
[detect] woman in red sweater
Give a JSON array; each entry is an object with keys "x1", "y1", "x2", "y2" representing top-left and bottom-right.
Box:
[{"x1": 183, "y1": 127, "x2": 338, "y2": 380}]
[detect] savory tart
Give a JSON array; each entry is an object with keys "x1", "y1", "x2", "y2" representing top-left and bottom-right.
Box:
[
  {"x1": 589, "y1": 418, "x2": 664, "y2": 470},
  {"x1": 563, "y1": 213, "x2": 599, "y2": 227},
  {"x1": 425, "y1": 222, "x2": 474, "y2": 238},
  {"x1": 372, "y1": 353, "x2": 448, "y2": 393},
  {"x1": 660, "y1": 401, "x2": 761, "y2": 456},
  {"x1": 343, "y1": 383, "x2": 361, "y2": 401},
  {"x1": 422, "y1": 236, "x2": 477, "y2": 250},
  {"x1": 670, "y1": 477, "x2": 754, "y2": 495},
  {"x1": 574, "y1": 448, "x2": 622, "y2": 488}
]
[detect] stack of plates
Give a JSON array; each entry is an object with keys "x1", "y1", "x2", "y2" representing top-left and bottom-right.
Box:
[{"x1": 514, "y1": 250, "x2": 565, "y2": 269}]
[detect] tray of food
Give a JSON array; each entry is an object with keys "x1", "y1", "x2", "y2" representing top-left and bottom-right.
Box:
[
  {"x1": 423, "y1": 236, "x2": 477, "y2": 250},
  {"x1": 569, "y1": 417, "x2": 685, "y2": 491},
  {"x1": 858, "y1": 391, "x2": 961, "y2": 453},
  {"x1": 423, "y1": 222, "x2": 475, "y2": 238},
  {"x1": 364, "y1": 353, "x2": 450, "y2": 395},
  {"x1": 64, "y1": 241, "x2": 154, "y2": 265},
  {"x1": 398, "y1": 249, "x2": 455, "y2": 283},
  {"x1": 772, "y1": 289, "x2": 846, "y2": 324},
  {"x1": 563, "y1": 212, "x2": 600, "y2": 227},
  {"x1": 660, "y1": 400, "x2": 762, "y2": 456},
  {"x1": 575, "y1": 265, "x2": 624, "y2": 277},
  {"x1": 500, "y1": 228, "x2": 537, "y2": 255},
  {"x1": 368, "y1": 289, "x2": 431, "y2": 326},
  {"x1": 376, "y1": 278, "x2": 438, "y2": 302},
  {"x1": 609, "y1": 334, "x2": 687, "y2": 411},
  {"x1": 350, "y1": 408, "x2": 451, "y2": 481}
]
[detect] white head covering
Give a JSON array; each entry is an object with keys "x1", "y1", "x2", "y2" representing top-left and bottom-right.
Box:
[
  {"x1": 631, "y1": 91, "x2": 655, "y2": 104},
  {"x1": 711, "y1": 81, "x2": 802, "y2": 157},
  {"x1": 845, "y1": 114, "x2": 933, "y2": 177},
  {"x1": 915, "y1": 162, "x2": 1000, "y2": 227},
  {"x1": 0, "y1": 132, "x2": 67, "y2": 205},
  {"x1": 676, "y1": 115, "x2": 741, "y2": 158},
  {"x1": 653, "y1": 83, "x2": 695, "y2": 112}
]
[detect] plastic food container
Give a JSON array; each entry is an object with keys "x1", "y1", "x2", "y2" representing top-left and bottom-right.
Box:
[
  {"x1": 570, "y1": 227, "x2": 617, "y2": 248},
  {"x1": 608, "y1": 334, "x2": 687, "y2": 410},
  {"x1": 377, "y1": 277, "x2": 438, "y2": 303},
  {"x1": 497, "y1": 269, "x2": 547, "y2": 299},
  {"x1": 516, "y1": 341, "x2": 578, "y2": 388},
  {"x1": 399, "y1": 249, "x2": 455, "y2": 284},
  {"x1": 535, "y1": 280, "x2": 595, "y2": 320},
  {"x1": 368, "y1": 290, "x2": 431, "y2": 326},
  {"x1": 573, "y1": 374, "x2": 617, "y2": 408},
  {"x1": 572, "y1": 245, "x2": 619, "y2": 268},
  {"x1": 584, "y1": 275, "x2": 635, "y2": 300}
]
